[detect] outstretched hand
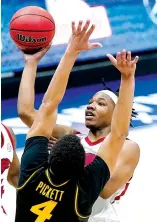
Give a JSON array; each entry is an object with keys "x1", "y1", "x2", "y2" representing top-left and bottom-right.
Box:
[
  {"x1": 107, "y1": 49, "x2": 139, "y2": 78},
  {"x1": 24, "y1": 44, "x2": 51, "y2": 63},
  {"x1": 67, "y1": 20, "x2": 103, "y2": 54}
]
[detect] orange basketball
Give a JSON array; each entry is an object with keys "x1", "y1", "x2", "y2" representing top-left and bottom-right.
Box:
[{"x1": 10, "y1": 6, "x2": 55, "y2": 54}]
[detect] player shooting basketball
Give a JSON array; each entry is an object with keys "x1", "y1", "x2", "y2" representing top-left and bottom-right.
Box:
[{"x1": 16, "y1": 20, "x2": 139, "y2": 221}]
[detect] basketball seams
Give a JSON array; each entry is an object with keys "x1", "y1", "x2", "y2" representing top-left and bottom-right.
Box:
[
  {"x1": 10, "y1": 14, "x2": 55, "y2": 26},
  {"x1": 10, "y1": 29, "x2": 54, "y2": 32}
]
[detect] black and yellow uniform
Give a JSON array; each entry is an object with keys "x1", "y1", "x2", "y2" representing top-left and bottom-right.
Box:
[{"x1": 15, "y1": 136, "x2": 110, "y2": 222}]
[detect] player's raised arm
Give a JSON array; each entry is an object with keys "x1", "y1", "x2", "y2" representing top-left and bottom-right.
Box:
[
  {"x1": 18, "y1": 21, "x2": 101, "y2": 139},
  {"x1": 27, "y1": 20, "x2": 102, "y2": 140},
  {"x1": 17, "y1": 44, "x2": 76, "y2": 138},
  {"x1": 97, "y1": 50, "x2": 139, "y2": 174},
  {"x1": 17, "y1": 48, "x2": 49, "y2": 127}
]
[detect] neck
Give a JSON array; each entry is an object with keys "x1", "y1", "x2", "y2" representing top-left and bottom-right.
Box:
[
  {"x1": 49, "y1": 168, "x2": 68, "y2": 183},
  {"x1": 88, "y1": 125, "x2": 111, "y2": 141}
]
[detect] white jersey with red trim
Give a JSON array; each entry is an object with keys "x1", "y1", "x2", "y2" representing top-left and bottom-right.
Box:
[
  {"x1": 1, "y1": 124, "x2": 14, "y2": 217},
  {"x1": 76, "y1": 132, "x2": 131, "y2": 222}
]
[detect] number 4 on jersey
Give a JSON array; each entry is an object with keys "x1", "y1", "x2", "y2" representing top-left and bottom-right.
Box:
[{"x1": 30, "y1": 200, "x2": 58, "y2": 222}]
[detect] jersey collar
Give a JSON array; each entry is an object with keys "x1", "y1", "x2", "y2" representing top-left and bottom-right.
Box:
[{"x1": 85, "y1": 137, "x2": 105, "y2": 146}]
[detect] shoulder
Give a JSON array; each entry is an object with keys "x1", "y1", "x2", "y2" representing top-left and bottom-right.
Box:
[
  {"x1": 73, "y1": 131, "x2": 86, "y2": 139},
  {"x1": 122, "y1": 139, "x2": 140, "y2": 164},
  {"x1": 124, "y1": 139, "x2": 140, "y2": 153},
  {"x1": 84, "y1": 156, "x2": 110, "y2": 179}
]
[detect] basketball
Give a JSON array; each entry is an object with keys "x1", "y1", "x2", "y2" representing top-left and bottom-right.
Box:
[{"x1": 10, "y1": 6, "x2": 55, "y2": 54}]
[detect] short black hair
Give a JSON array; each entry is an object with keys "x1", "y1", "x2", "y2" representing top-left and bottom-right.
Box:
[
  {"x1": 48, "y1": 134, "x2": 85, "y2": 179},
  {"x1": 102, "y1": 78, "x2": 137, "y2": 127}
]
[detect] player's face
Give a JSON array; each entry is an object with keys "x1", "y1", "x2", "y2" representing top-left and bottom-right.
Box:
[{"x1": 85, "y1": 92, "x2": 115, "y2": 130}]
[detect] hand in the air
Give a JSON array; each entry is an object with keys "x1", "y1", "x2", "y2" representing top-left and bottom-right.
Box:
[
  {"x1": 107, "y1": 49, "x2": 139, "y2": 78},
  {"x1": 24, "y1": 43, "x2": 51, "y2": 63},
  {"x1": 67, "y1": 20, "x2": 102, "y2": 54}
]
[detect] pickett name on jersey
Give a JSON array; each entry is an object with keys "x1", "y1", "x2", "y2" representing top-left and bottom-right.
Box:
[{"x1": 36, "y1": 181, "x2": 64, "y2": 202}]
